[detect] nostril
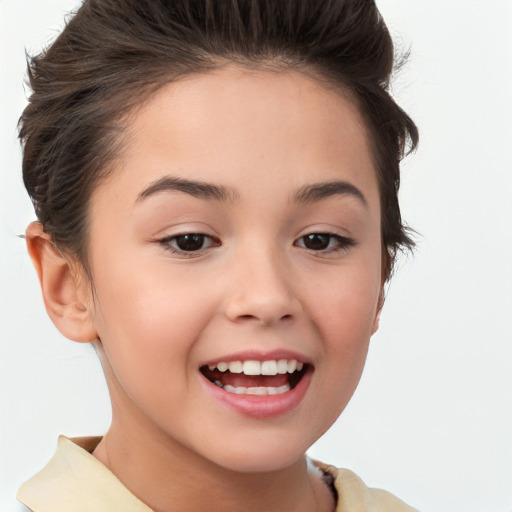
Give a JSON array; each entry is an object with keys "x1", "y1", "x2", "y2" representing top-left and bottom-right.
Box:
[
  {"x1": 224, "y1": 290, "x2": 300, "y2": 325},
  {"x1": 238, "y1": 314, "x2": 257, "y2": 321},
  {"x1": 236, "y1": 313, "x2": 293, "y2": 323},
  {"x1": 232, "y1": 314, "x2": 293, "y2": 323}
]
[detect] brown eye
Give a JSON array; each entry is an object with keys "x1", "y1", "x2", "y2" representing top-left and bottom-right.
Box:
[
  {"x1": 174, "y1": 234, "x2": 207, "y2": 251},
  {"x1": 159, "y1": 233, "x2": 218, "y2": 254},
  {"x1": 296, "y1": 233, "x2": 354, "y2": 252},
  {"x1": 302, "y1": 233, "x2": 331, "y2": 250}
]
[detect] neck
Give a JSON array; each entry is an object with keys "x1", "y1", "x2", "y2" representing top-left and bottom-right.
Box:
[
  {"x1": 93, "y1": 419, "x2": 334, "y2": 512},
  {"x1": 93, "y1": 346, "x2": 335, "y2": 512}
]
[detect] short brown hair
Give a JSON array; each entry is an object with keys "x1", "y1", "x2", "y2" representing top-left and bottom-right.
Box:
[{"x1": 20, "y1": 0, "x2": 418, "y2": 278}]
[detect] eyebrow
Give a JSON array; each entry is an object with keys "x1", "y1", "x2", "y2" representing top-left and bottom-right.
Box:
[
  {"x1": 137, "y1": 176, "x2": 239, "y2": 202},
  {"x1": 137, "y1": 176, "x2": 367, "y2": 208},
  {"x1": 294, "y1": 180, "x2": 368, "y2": 208}
]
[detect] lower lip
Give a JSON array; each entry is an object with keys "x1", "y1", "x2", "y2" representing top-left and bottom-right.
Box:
[{"x1": 200, "y1": 369, "x2": 312, "y2": 419}]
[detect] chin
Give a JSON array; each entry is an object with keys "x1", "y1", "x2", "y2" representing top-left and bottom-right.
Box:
[
  {"x1": 197, "y1": 430, "x2": 317, "y2": 474},
  {"x1": 214, "y1": 451, "x2": 305, "y2": 474}
]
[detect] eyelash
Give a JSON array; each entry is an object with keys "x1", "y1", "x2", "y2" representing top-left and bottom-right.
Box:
[
  {"x1": 156, "y1": 232, "x2": 354, "y2": 257},
  {"x1": 294, "y1": 233, "x2": 355, "y2": 254},
  {"x1": 157, "y1": 233, "x2": 220, "y2": 256}
]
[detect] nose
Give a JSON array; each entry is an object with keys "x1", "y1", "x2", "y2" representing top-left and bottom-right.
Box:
[{"x1": 223, "y1": 245, "x2": 301, "y2": 326}]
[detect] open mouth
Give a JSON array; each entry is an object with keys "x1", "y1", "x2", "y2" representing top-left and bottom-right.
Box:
[{"x1": 200, "y1": 359, "x2": 309, "y2": 396}]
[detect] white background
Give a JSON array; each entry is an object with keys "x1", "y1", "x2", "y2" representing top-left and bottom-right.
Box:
[{"x1": 1, "y1": 1, "x2": 511, "y2": 511}]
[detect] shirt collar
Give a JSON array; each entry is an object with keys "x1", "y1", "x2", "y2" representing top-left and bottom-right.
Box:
[
  {"x1": 17, "y1": 436, "x2": 153, "y2": 512},
  {"x1": 17, "y1": 435, "x2": 414, "y2": 512}
]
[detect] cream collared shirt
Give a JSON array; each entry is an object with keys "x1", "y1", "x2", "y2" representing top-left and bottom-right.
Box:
[{"x1": 17, "y1": 436, "x2": 418, "y2": 512}]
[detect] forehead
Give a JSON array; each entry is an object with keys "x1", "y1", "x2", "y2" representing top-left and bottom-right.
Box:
[{"x1": 94, "y1": 65, "x2": 379, "y2": 212}]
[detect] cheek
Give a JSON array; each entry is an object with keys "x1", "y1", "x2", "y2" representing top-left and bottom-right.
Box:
[
  {"x1": 308, "y1": 256, "x2": 382, "y2": 344},
  {"x1": 313, "y1": 280, "x2": 376, "y2": 374},
  {"x1": 89, "y1": 258, "x2": 218, "y2": 394},
  {"x1": 303, "y1": 255, "x2": 381, "y2": 419}
]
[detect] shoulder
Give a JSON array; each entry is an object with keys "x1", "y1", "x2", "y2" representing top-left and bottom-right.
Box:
[
  {"x1": 313, "y1": 461, "x2": 419, "y2": 512},
  {"x1": 17, "y1": 436, "x2": 152, "y2": 512}
]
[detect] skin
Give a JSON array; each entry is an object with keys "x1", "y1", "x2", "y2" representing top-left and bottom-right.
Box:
[{"x1": 27, "y1": 66, "x2": 384, "y2": 512}]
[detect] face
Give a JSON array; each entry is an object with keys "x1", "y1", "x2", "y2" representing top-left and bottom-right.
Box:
[{"x1": 84, "y1": 66, "x2": 383, "y2": 473}]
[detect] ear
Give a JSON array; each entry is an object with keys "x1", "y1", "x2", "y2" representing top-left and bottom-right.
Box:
[
  {"x1": 25, "y1": 222, "x2": 98, "y2": 343},
  {"x1": 371, "y1": 265, "x2": 387, "y2": 335},
  {"x1": 371, "y1": 286, "x2": 384, "y2": 335},
  {"x1": 372, "y1": 249, "x2": 393, "y2": 335}
]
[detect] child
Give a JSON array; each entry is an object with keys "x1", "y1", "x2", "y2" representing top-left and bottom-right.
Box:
[{"x1": 16, "y1": 0, "x2": 419, "y2": 510}]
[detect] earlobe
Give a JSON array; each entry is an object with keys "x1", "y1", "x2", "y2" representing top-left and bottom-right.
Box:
[
  {"x1": 25, "y1": 222, "x2": 98, "y2": 343},
  {"x1": 371, "y1": 285, "x2": 385, "y2": 335},
  {"x1": 372, "y1": 253, "x2": 391, "y2": 336},
  {"x1": 371, "y1": 310, "x2": 381, "y2": 335}
]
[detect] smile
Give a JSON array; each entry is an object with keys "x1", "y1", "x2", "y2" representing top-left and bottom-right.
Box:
[{"x1": 200, "y1": 359, "x2": 308, "y2": 396}]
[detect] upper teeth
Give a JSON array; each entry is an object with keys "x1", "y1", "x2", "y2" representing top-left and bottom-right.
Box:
[{"x1": 209, "y1": 359, "x2": 304, "y2": 375}]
